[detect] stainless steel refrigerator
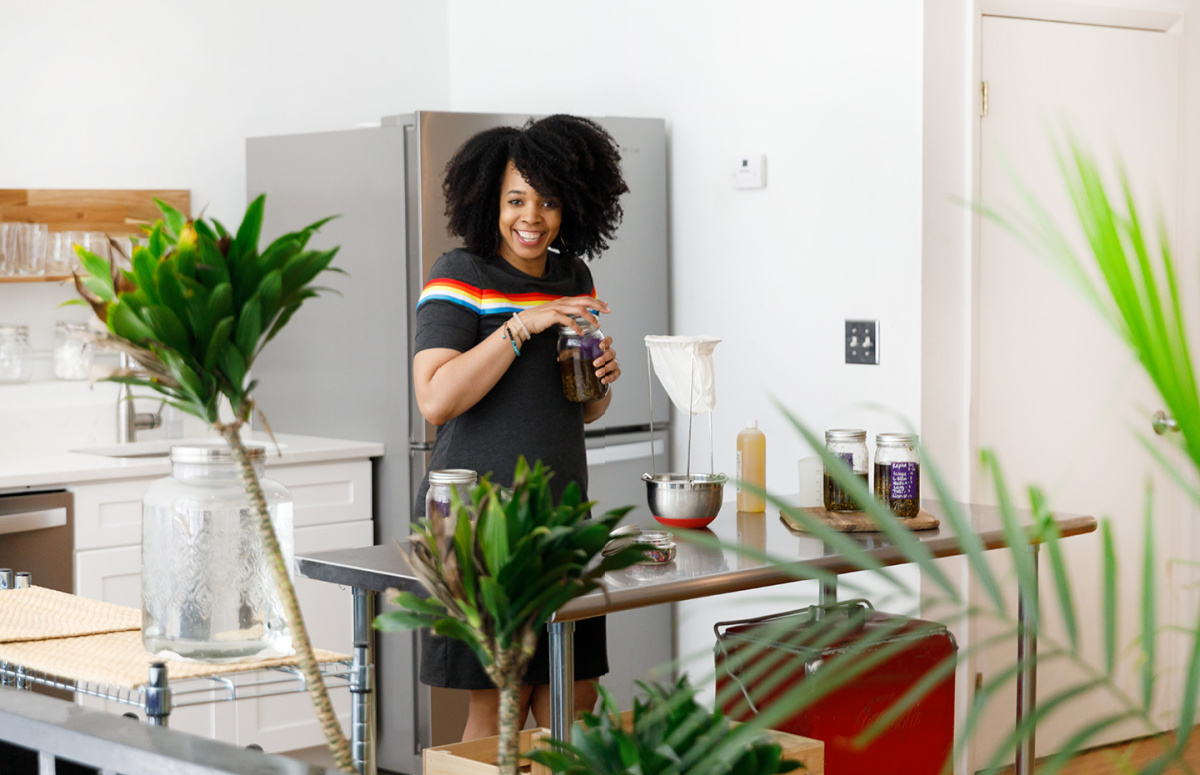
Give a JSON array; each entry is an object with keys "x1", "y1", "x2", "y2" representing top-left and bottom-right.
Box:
[{"x1": 246, "y1": 111, "x2": 672, "y2": 774}]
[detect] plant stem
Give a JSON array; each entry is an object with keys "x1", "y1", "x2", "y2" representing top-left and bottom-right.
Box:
[
  {"x1": 496, "y1": 678, "x2": 521, "y2": 775},
  {"x1": 221, "y1": 424, "x2": 355, "y2": 772}
]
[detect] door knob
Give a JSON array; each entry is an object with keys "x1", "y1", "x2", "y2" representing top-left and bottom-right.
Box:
[{"x1": 1152, "y1": 410, "x2": 1179, "y2": 435}]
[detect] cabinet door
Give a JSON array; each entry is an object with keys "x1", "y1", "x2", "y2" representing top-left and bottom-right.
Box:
[
  {"x1": 74, "y1": 544, "x2": 234, "y2": 742},
  {"x1": 73, "y1": 477, "x2": 153, "y2": 551},
  {"x1": 234, "y1": 519, "x2": 374, "y2": 752},
  {"x1": 271, "y1": 459, "x2": 373, "y2": 527}
]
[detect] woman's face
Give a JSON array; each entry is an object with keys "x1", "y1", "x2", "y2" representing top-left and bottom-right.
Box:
[{"x1": 496, "y1": 161, "x2": 562, "y2": 275}]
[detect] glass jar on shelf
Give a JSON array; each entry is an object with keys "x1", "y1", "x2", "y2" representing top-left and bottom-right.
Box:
[
  {"x1": 54, "y1": 320, "x2": 93, "y2": 380},
  {"x1": 0, "y1": 324, "x2": 32, "y2": 383},
  {"x1": 823, "y1": 428, "x2": 868, "y2": 512}
]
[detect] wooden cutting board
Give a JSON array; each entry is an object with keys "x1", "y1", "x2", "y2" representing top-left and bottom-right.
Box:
[{"x1": 781, "y1": 505, "x2": 940, "y2": 533}]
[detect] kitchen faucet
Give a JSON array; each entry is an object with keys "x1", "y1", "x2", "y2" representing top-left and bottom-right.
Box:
[{"x1": 116, "y1": 352, "x2": 164, "y2": 443}]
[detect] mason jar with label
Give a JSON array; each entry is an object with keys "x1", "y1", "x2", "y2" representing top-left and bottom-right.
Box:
[
  {"x1": 874, "y1": 433, "x2": 920, "y2": 518},
  {"x1": 426, "y1": 469, "x2": 478, "y2": 519},
  {"x1": 0, "y1": 324, "x2": 32, "y2": 384},
  {"x1": 823, "y1": 429, "x2": 869, "y2": 512},
  {"x1": 141, "y1": 443, "x2": 294, "y2": 662},
  {"x1": 557, "y1": 315, "x2": 608, "y2": 403}
]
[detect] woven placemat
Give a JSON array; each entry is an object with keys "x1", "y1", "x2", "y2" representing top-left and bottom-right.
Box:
[
  {"x1": 781, "y1": 506, "x2": 940, "y2": 533},
  {"x1": 0, "y1": 629, "x2": 349, "y2": 689},
  {"x1": 0, "y1": 586, "x2": 140, "y2": 643}
]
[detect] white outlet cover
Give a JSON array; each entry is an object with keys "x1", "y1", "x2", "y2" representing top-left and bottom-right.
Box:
[{"x1": 731, "y1": 154, "x2": 766, "y2": 189}]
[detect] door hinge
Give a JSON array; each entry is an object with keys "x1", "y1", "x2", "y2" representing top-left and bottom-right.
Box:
[{"x1": 981, "y1": 81, "x2": 989, "y2": 117}]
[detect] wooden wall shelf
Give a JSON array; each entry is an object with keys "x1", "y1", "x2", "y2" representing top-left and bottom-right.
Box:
[{"x1": 0, "y1": 189, "x2": 190, "y2": 284}]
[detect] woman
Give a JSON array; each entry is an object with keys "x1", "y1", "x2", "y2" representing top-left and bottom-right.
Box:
[{"x1": 412, "y1": 114, "x2": 629, "y2": 740}]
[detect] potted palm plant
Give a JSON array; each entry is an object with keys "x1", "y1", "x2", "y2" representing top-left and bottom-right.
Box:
[
  {"x1": 71, "y1": 196, "x2": 356, "y2": 771},
  {"x1": 374, "y1": 458, "x2": 646, "y2": 775}
]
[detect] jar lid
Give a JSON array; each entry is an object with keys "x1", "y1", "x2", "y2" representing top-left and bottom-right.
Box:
[
  {"x1": 429, "y1": 469, "x2": 478, "y2": 485},
  {"x1": 825, "y1": 428, "x2": 866, "y2": 442},
  {"x1": 876, "y1": 432, "x2": 918, "y2": 445},
  {"x1": 170, "y1": 442, "x2": 266, "y2": 463},
  {"x1": 557, "y1": 314, "x2": 600, "y2": 335},
  {"x1": 0, "y1": 323, "x2": 29, "y2": 335},
  {"x1": 634, "y1": 530, "x2": 675, "y2": 549},
  {"x1": 56, "y1": 320, "x2": 89, "y2": 332}
]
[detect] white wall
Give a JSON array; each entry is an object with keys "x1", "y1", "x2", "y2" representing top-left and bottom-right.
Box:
[
  {"x1": 443, "y1": 0, "x2": 927, "y2": 696},
  {"x1": 0, "y1": 0, "x2": 450, "y2": 441}
]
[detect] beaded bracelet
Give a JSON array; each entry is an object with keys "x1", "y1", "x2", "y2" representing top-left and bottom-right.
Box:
[{"x1": 502, "y1": 324, "x2": 521, "y2": 356}]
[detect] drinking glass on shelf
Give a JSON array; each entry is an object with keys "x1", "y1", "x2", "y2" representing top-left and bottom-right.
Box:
[
  {"x1": 14, "y1": 223, "x2": 48, "y2": 276},
  {"x1": 66, "y1": 231, "x2": 90, "y2": 272},
  {"x1": 110, "y1": 234, "x2": 133, "y2": 270},
  {"x1": 46, "y1": 232, "x2": 75, "y2": 276},
  {"x1": 0, "y1": 224, "x2": 11, "y2": 276}
]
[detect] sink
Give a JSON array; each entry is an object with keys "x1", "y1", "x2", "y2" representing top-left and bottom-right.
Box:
[{"x1": 72, "y1": 438, "x2": 288, "y2": 459}]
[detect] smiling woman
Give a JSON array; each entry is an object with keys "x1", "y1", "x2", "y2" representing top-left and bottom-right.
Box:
[{"x1": 408, "y1": 114, "x2": 631, "y2": 743}]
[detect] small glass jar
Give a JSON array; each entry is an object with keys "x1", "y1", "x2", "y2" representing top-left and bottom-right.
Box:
[
  {"x1": 823, "y1": 429, "x2": 869, "y2": 512},
  {"x1": 633, "y1": 530, "x2": 676, "y2": 564},
  {"x1": 426, "y1": 469, "x2": 478, "y2": 519},
  {"x1": 54, "y1": 320, "x2": 93, "y2": 380},
  {"x1": 874, "y1": 433, "x2": 920, "y2": 518},
  {"x1": 141, "y1": 443, "x2": 294, "y2": 662},
  {"x1": 0, "y1": 324, "x2": 32, "y2": 384},
  {"x1": 557, "y1": 316, "x2": 608, "y2": 403}
]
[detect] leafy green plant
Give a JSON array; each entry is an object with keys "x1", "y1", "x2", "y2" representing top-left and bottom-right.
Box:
[
  {"x1": 374, "y1": 458, "x2": 645, "y2": 775},
  {"x1": 528, "y1": 677, "x2": 802, "y2": 775},
  {"x1": 712, "y1": 139, "x2": 1200, "y2": 774},
  {"x1": 70, "y1": 197, "x2": 355, "y2": 771}
]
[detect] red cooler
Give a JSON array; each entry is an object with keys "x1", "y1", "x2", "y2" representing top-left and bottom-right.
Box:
[{"x1": 715, "y1": 600, "x2": 957, "y2": 774}]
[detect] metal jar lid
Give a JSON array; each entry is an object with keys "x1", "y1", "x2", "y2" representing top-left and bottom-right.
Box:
[
  {"x1": 170, "y1": 442, "x2": 266, "y2": 463},
  {"x1": 825, "y1": 428, "x2": 866, "y2": 442},
  {"x1": 875, "y1": 432, "x2": 918, "y2": 446},
  {"x1": 429, "y1": 469, "x2": 478, "y2": 485},
  {"x1": 557, "y1": 314, "x2": 600, "y2": 336}
]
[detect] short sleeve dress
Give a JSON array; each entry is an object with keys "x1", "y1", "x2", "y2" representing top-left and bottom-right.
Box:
[{"x1": 413, "y1": 248, "x2": 608, "y2": 689}]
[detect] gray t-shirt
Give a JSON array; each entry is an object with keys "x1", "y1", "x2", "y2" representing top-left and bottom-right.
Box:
[{"x1": 414, "y1": 248, "x2": 596, "y2": 513}]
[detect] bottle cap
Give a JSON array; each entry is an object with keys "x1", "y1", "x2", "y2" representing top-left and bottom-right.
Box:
[{"x1": 746, "y1": 419, "x2": 757, "y2": 428}]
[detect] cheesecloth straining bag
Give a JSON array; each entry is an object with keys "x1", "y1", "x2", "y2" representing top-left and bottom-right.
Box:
[{"x1": 645, "y1": 335, "x2": 722, "y2": 476}]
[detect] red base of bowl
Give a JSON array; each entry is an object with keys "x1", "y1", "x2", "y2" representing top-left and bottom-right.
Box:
[{"x1": 653, "y1": 514, "x2": 718, "y2": 529}]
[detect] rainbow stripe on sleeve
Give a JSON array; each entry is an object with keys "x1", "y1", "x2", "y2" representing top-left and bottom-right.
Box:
[{"x1": 418, "y1": 278, "x2": 596, "y2": 315}]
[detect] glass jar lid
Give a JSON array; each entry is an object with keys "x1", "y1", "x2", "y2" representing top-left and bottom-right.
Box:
[
  {"x1": 0, "y1": 323, "x2": 30, "y2": 337},
  {"x1": 429, "y1": 469, "x2": 478, "y2": 485},
  {"x1": 557, "y1": 314, "x2": 600, "y2": 335},
  {"x1": 876, "y1": 432, "x2": 918, "y2": 446},
  {"x1": 825, "y1": 428, "x2": 866, "y2": 442},
  {"x1": 634, "y1": 530, "x2": 675, "y2": 549},
  {"x1": 170, "y1": 442, "x2": 266, "y2": 463}
]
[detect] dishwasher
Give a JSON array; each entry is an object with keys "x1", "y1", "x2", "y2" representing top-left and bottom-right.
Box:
[{"x1": 0, "y1": 489, "x2": 74, "y2": 594}]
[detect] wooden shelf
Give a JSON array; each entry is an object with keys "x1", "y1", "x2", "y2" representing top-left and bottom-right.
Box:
[
  {"x1": 0, "y1": 189, "x2": 190, "y2": 235},
  {"x1": 0, "y1": 275, "x2": 73, "y2": 284}
]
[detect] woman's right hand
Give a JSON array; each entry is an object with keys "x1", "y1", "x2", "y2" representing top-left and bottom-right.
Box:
[{"x1": 516, "y1": 295, "x2": 610, "y2": 336}]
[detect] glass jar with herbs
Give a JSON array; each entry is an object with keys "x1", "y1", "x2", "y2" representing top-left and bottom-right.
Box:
[
  {"x1": 823, "y1": 429, "x2": 868, "y2": 512},
  {"x1": 557, "y1": 315, "x2": 608, "y2": 403},
  {"x1": 874, "y1": 433, "x2": 920, "y2": 517}
]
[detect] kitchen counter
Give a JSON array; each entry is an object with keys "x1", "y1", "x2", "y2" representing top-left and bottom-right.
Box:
[{"x1": 0, "y1": 432, "x2": 385, "y2": 493}]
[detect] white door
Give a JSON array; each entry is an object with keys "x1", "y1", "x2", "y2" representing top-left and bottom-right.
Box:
[{"x1": 972, "y1": 14, "x2": 1182, "y2": 768}]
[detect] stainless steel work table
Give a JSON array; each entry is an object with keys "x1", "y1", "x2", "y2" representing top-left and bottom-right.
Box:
[{"x1": 295, "y1": 498, "x2": 1098, "y2": 775}]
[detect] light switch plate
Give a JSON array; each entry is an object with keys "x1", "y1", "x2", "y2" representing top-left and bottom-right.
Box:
[
  {"x1": 845, "y1": 320, "x2": 879, "y2": 364},
  {"x1": 731, "y1": 154, "x2": 766, "y2": 189}
]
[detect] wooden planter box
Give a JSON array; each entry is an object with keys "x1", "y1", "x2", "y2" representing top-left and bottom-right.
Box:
[{"x1": 423, "y1": 718, "x2": 824, "y2": 775}]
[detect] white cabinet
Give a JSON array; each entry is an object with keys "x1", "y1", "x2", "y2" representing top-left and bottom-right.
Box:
[{"x1": 70, "y1": 456, "x2": 374, "y2": 752}]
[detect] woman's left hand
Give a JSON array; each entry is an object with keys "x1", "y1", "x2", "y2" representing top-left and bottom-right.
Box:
[{"x1": 595, "y1": 337, "x2": 621, "y2": 385}]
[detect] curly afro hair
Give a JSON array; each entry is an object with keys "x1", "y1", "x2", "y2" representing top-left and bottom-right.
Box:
[{"x1": 442, "y1": 114, "x2": 629, "y2": 261}]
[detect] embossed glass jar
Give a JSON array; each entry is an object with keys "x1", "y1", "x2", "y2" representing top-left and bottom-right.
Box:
[
  {"x1": 141, "y1": 443, "x2": 294, "y2": 662},
  {"x1": 557, "y1": 316, "x2": 608, "y2": 403}
]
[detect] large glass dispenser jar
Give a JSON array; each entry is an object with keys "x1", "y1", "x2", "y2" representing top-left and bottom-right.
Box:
[
  {"x1": 0, "y1": 324, "x2": 32, "y2": 384},
  {"x1": 874, "y1": 433, "x2": 920, "y2": 517},
  {"x1": 823, "y1": 429, "x2": 869, "y2": 512},
  {"x1": 557, "y1": 316, "x2": 608, "y2": 403},
  {"x1": 142, "y1": 443, "x2": 294, "y2": 662}
]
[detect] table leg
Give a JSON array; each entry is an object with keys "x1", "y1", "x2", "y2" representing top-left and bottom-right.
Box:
[
  {"x1": 351, "y1": 587, "x2": 377, "y2": 775},
  {"x1": 548, "y1": 621, "x2": 575, "y2": 743},
  {"x1": 1015, "y1": 543, "x2": 1040, "y2": 775},
  {"x1": 145, "y1": 662, "x2": 171, "y2": 727}
]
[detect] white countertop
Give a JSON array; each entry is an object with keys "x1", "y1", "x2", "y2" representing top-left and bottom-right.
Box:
[{"x1": 0, "y1": 432, "x2": 385, "y2": 493}]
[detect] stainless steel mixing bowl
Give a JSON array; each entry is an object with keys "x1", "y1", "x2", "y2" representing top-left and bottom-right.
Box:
[{"x1": 642, "y1": 473, "x2": 727, "y2": 523}]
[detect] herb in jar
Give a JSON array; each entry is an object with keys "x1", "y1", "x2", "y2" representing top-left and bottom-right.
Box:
[
  {"x1": 558, "y1": 348, "x2": 607, "y2": 403},
  {"x1": 823, "y1": 471, "x2": 869, "y2": 512}
]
